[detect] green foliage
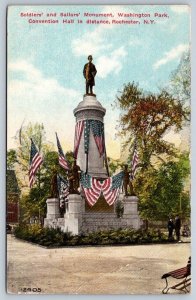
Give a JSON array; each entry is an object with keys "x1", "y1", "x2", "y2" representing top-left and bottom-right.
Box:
[
  {"x1": 115, "y1": 79, "x2": 190, "y2": 223},
  {"x1": 14, "y1": 225, "x2": 169, "y2": 247},
  {"x1": 14, "y1": 224, "x2": 71, "y2": 247},
  {"x1": 107, "y1": 157, "x2": 122, "y2": 176},
  {"x1": 15, "y1": 123, "x2": 51, "y2": 173},
  {"x1": 7, "y1": 170, "x2": 20, "y2": 194},
  {"x1": 19, "y1": 149, "x2": 74, "y2": 223},
  {"x1": 135, "y1": 153, "x2": 190, "y2": 221},
  {"x1": 7, "y1": 149, "x2": 18, "y2": 170},
  {"x1": 66, "y1": 151, "x2": 75, "y2": 166},
  {"x1": 8, "y1": 122, "x2": 75, "y2": 223},
  {"x1": 20, "y1": 192, "x2": 46, "y2": 224}
]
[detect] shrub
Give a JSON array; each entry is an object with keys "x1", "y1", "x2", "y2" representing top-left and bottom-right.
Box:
[
  {"x1": 13, "y1": 225, "x2": 71, "y2": 247},
  {"x1": 14, "y1": 225, "x2": 169, "y2": 247}
]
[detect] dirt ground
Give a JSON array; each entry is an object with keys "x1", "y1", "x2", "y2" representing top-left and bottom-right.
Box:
[{"x1": 6, "y1": 234, "x2": 191, "y2": 295}]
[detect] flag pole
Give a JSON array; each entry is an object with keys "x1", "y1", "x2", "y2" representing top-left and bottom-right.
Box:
[
  {"x1": 85, "y1": 120, "x2": 89, "y2": 174},
  {"x1": 38, "y1": 134, "x2": 42, "y2": 225},
  {"x1": 86, "y1": 152, "x2": 88, "y2": 174}
]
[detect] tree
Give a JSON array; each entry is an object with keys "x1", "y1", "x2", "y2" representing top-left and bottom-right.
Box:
[
  {"x1": 65, "y1": 151, "x2": 75, "y2": 166},
  {"x1": 19, "y1": 151, "x2": 59, "y2": 223},
  {"x1": 7, "y1": 149, "x2": 18, "y2": 170},
  {"x1": 115, "y1": 82, "x2": 189, "y2": 169},
  {"x1": 168, "y1": 51, "x2": 191, "y2": 152},
  {"x1": 169, "y1": 51, "x2": 191, "y2": 106},
  {"x1": 107, "y1": 157, "x2": 122, "y2": 176},
  {"x1": 11, "y1": 122, "x2": 55, "y2": 189},
  {"x1": 135, "y1": 153, "x2": 190, "y2": 221},
  {"x1": 7, "y1": 122, "x2": 76, "y2": 223},
  {"x1": 16, "y1": 123, "x2": 50, "y2": 170},
  {"x1": 19, "y1": 149, "x2": 74, "y2": 224}
]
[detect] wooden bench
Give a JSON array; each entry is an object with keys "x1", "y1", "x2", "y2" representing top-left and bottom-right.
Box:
[{"x1": 161, "y1": 257, "x2": 191, "y2": 294}]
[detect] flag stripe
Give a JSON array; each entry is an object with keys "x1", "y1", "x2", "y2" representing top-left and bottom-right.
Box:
[
  {"x1": 83, "y1": 187, "x2": 99, "y2": 206},
  {"x1": 102, "y1": 172, "x2": 123, "y2": 206},
  {"x1": 102, "y1": 178, "x2": 111, "y2": 191},
  {"x1": 56, "y1": 133, "x2": 69, "y2": 170},
  {"x1": 92, "y1": 177, "x2": 102, "y2": 193},
  {"x1": 90, "y1": 120, "x2": 105, "y2": 156},
  {"x1": 32, "y1": 155, "x2": 43, "y2": 174},
  {"x1": 107, "y1": 188, "x2": 120, "y2": 206},
  {"x1": 81, "y1": 172, "x2": 102, "y2": 206},
  {"x1": 29, "y1": 140, "x2": 43, "y2": 188},
  {"x1": 74, "y1": 120, "x2": 84, "y2": 158},
  {"x1": 59, "y1": 156, "x2": 69, "y2": 169},
  {"x1": 131, "y1": 146, "x2": 139, "y2": 180}
]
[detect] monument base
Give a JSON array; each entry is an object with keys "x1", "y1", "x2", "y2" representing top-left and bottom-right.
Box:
[
  {"x1": 44, "y1": 194, "x2": 141, "y2": 234},
  {"x1": 44, "y1": 198, "x2": 61, "y2": 228},
  {"x1": 63, "y1": 194, "x2": 83, "y2": 235},
  {"x1": 45, "y1": 198, "x2": 60, "y2": 219},
  {"x1": 44, "y1": 194, "x2": 84, "y2": 235},
  {"x1": 123, "y1": 195, "x2": 141, "y2": 229}
]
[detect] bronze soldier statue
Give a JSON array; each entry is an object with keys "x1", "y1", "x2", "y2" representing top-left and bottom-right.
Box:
[
  {"x1": 83, "y1": 55, "x2": 97, "y2": 95},
  {"x1": 50, "y1": 168, "x2": 59, "y2": 198},
  {"x1": 68, "y1": 159, "x2": 81, "y2": 194},
  {"x1": 123, "y1": 164, "x2": 135, "y2": 196}
]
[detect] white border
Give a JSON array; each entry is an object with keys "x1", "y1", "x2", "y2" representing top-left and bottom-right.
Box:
[{"x1": 1, "y1": 1, "x2": 195, "y2": 299}]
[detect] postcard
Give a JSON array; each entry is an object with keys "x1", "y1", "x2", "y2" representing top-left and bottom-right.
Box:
[{"x1": 7, "y1": 5, "x2": 191, "y2": 294}]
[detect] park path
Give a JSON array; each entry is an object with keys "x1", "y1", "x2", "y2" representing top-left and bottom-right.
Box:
[{"x1": 7, "y1": 235, "x2": 191, "y2": 294}]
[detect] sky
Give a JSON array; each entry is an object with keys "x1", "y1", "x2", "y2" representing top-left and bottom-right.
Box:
[{"x1": 7, "y1": 5, "x2": 190, "y2": 159}]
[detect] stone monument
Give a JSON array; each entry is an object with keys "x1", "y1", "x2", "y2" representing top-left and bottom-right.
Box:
[{"x1": 44, "y1": 58, "x2": 141, "y2": 234}]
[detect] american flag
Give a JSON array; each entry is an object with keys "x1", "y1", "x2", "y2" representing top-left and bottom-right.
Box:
[
  {"x1": 80, "y1": 171, "x2": 124, "y2": 207},
  {"x1": 29, "y1": 139, "x2": 43, "y2": 188},
  {"x1": 102, "y1": 171, "x2": 124, "y2": 206},
  {"x1": 130, "y1": 145, "x2": 139, "y2": 180},
  {"x1": 74, "y1": 120, "x2": 105, "y2": 157},
  {"x1": 90, "y1": 120, "x2": 105, "y2": 156},
  {"x1": 57, "y1": 174, "x2": 69, "y2": 199},
  {"x1": 80, "y1": 171, "x2": 102, "y2": 207},
  {"x1": 56, "y1": 133, "x2": 69, "y2": 170},
  {"x1": 74, "y1": 120, "x2": 84, "y2": 158}
]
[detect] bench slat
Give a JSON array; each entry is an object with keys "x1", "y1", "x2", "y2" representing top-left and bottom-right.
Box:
[{"x1": 162, "y1": 266, "x2": 190, "y2": 279}]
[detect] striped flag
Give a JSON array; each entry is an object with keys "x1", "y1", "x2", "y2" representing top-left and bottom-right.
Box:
[
  {"x1": 90, "y1": 120, "x2": 105, "y2": 156},
  {"x1": 102, "y1": 171, "x2": 124, "y2": 206},
  {"x1": 74, "y1": 120, "x2": 84, "y2": 158},
  {"x1": 29, "y1": 139, "x2": 43, "y2": 188},
  {"x1": 80, "y1": 171, "x2": 102, "y2": 207},
  {"x1": 74, "y1": 120, "x2": 105, "y2": 158},
  {"x1": 56, "y1": 133, "x2": 69, "y2": 170},
  {"x1": 80, "y1": 171, "x2": 124, "y2": 207},
  {"x1": 57, "y1": 174, "x2": 69, "y2": 199},
  {"x1": 130, "y1": 145, "x2": 139, "y2": 180}
]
